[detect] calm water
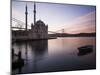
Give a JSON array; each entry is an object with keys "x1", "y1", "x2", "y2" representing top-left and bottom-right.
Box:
[{"x1": 12, "y1": 37, "x2": 96, "y2": 74}]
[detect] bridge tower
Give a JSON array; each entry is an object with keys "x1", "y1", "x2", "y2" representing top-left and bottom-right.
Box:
[{"x1": 62, "y1": 29, "x2": 64, "y2": 33}]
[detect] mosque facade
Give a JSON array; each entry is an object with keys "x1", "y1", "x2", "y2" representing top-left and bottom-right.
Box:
[{"x1": 12, "y1": 2, "x2": 48, "y2": 40}]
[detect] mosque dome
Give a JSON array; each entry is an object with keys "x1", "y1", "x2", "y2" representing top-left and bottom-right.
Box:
[{"x1": 35, "y1": 20, "x2": 45, "y2": 26}]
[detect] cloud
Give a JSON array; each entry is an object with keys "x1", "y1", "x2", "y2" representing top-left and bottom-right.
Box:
[{"x1": 63, "y1": 11, "x2": 96, "y2": 33}]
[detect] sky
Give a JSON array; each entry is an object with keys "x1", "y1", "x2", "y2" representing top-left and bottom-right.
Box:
[{"x1": 12, "y1": 0, "x2": 96, "y2": 34}]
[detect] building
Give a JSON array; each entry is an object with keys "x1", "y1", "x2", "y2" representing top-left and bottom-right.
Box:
[
  {"x1": 30, "y1": 20, "x2": 48, "y2": 39},
  {"x1": 12, "y1": 2, "x2": 48, "y2": 40}
]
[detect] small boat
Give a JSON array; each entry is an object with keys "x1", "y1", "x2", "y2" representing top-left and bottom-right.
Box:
[{"x1": 78, "y1": 45, "x2": 93, "y2": 56}]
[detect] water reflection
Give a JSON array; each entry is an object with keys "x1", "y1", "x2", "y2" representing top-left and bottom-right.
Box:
[
  {"x1": 29, "y1": 40, "x2": 48, "y2": 60},
  {"x1": 28, "y1": 40, "x2": 48, "y2": 72},
  {"x1": 12, "y1": 40, "x2": 48, "y2": 74},
  {"x1": 12, "y1": 37, "x2": 96, "y2": 74}
]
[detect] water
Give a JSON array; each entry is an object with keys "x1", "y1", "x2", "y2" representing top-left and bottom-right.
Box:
[{"x1": 12, "y1": 37, "x2": 96, "y2": 74}]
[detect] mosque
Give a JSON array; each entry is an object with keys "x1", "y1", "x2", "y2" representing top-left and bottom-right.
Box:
[{"x1": 12, "y1": 2, "x2": 48, "y2": 40}]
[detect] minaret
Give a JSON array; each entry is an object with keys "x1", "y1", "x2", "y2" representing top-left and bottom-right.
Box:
[
  {"x1": 33, "y1": 2, "x2": 36, "y2": 25},
  {"x1": 25, "y1": 4, "x2": 28, "y2": 31}
]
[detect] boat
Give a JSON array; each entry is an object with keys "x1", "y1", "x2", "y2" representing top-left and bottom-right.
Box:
[{"x1": 77, "y1": 45, "x2": 93, "y2": 56}]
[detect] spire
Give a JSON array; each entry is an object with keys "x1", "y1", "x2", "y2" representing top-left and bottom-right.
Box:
[
  {"x1": 25, "y1": 4, "x2": 28, "y2": 31},
  {"x1": 33, "y1": 2, "x2": 36, "y2": 25}
]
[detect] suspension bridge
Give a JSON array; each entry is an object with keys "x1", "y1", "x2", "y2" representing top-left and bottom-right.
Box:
[
  {"x1": 12, "y1": 17, "x2": 68, "y2": 41},
  {"x1": 11, "y1": 18, "x2": 66, "y2": 34}
]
